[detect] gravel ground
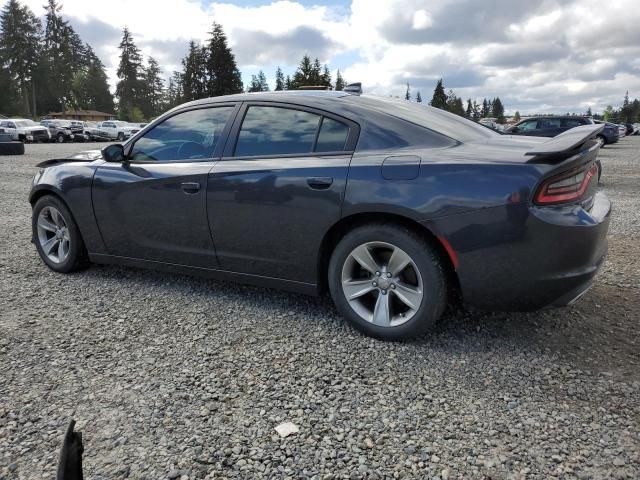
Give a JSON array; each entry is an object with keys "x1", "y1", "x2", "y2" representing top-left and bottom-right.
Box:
[{"x1": 1, "y1": 138, "x2": 639, "y2": 480}]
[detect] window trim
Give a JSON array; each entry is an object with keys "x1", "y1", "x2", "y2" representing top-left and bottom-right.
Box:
[
  {"x1": 123, "y1": 103, "x2": 240, "y2": 164},
  {"x1": 223, "y1": 101, "x2": 360, "y2": 160}
]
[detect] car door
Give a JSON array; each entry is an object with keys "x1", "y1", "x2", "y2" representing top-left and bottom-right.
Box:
[
  {"x1": 207, "y1": 102, "x2": 359, "y2": 283},
  {"x1": 535, "y1": 118, "x2": 563, "y2": 137},
  {"x1": 92, "y1": 104, "x2": 238, "y2": 268}
]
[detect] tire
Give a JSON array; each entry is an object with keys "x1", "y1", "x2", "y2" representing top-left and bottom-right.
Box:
[
  {"x1": 56, "y1": 133, "x2": 65, "y2": 143},
  {"x1": 0, "y1": 141, "x2": 25, "y2": 155},
  {"x1": 596, "y1": 135, "x2": 606, "y2": 148},
  {"x1": 32, "y1": 195, "x2": 88, "y2": 273},
  {"x1": 117, "y1": 132, "x2": 125, "y2": 141},
  {"x1": 328, "y1": 223, "x2": 447, "y2": 340}
]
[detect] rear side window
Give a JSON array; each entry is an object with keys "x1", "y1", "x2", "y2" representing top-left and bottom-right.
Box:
[
  {"x1": 316, "y1": 117, "x2": 349, "y2": 152},
  {"x1": 235, "y1": 106, "x2": 320, "y2": 156},
  {"x1": 519, "y1": 120, "x2": 538, "y2": 131},
  {"x1": 539, "y1": 119, "x2": 561, "y2": 128},
  {"x1": 563, "y1": 119, "x2": 584, "y2": 128},
  {"x1": 130, "y1": 106, "x2": 234, "y2": 162}
]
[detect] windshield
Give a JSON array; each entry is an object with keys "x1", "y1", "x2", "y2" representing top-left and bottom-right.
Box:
[
  {"x1": 350, "y1": 95, "x2": 498, "y2": 143},
  {"x1": 15, "y1": 120, "x2": 38, "y2": 127}
]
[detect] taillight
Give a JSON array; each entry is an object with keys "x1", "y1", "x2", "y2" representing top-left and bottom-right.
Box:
[{"x1": 535, "y1": 163, "x2": 598, "y2": 205}]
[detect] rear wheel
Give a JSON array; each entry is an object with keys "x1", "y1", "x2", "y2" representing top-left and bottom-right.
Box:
[
  {"x1": 32, "y1": 196, "x2": 88, "y2": 273},
  {"x1": 596, "y1": 135, "x2": 606, "y2": 148},
  {"x1": 56, "y1": 133, "x2": 65, "y2": 143},
  {"x1": 328, "y1": 224, "x2": 447, "y2": 340},
  {"x1": 117, "y1": 132, "x2": 125, "y2": 141}
]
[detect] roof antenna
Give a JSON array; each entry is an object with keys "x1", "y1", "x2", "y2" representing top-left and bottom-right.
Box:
[{"x1": 343, "y1": 83, "x2": 362, "y2": 95}]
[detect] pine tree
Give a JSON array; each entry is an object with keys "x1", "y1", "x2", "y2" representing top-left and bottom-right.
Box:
[
  {"x1": 430, "y1": 79, "x2": 447, "y2": 110},
  {"x1": 321, "y1": 65, "x2": 332, "y2": 89},
  {"x1": 205, "y1": 22, "x2": 243, "y2": 97},
  {"x1": 405, "y1": 83, "x2": 411, "y2": 101},
  {"x1": 416, "y1": 92, "x2": 422, "y2": 103},
  {"x1": 274, "y1": 66, "x2": 285, "y2": 91},
  {"x1": 247, "y1": 70, "x2": 268, "y2": 92},
  {"x1": 291, "y1": 55, "x2": 322, "y2": 89},
  {"x1": 465, "y1": 99, "x2": 473, "y2": 118},
  {"x1": 71, "y1": 45, "x2": 114, "y2": 113},
  {"x1": 182, "y1": 41, "x2": 207, "y2": 102},
  {"x1": 334, "y1": 70, "x2": 346, "y2": 91},
  {"x1": 472, "y1": 100, "x2": 480, "y2": 121},
  {"x1": 481, "y1": 98, "x2": 489, "y2": 118},
  {"x1": 40, "y1": 0, "x2": 86, "y2": 112},
  {"x1": 514, "y1": 111, "x2": 521, "y2": 122},
  {"x1": 285, "y1": 75, "x2": 291, "y2": 90},
  {"x1": 492, "y1": 97, "x2": 505, "y2": 123},
  {"x1": 0, "y1": 0, "x2": 41, "y2": 116},
  {"x1": 166, "y1": 71, "x2": 183, "y2": 109},
  {"x1": 142, "y1": 56, "x2": 165, "y2": 118},
  {"x1": 115, "y1": 27, "x2": 144, "y2": 120},
  {"x1": 445, "y1": 90, "x2": 465, "y2": 117}
]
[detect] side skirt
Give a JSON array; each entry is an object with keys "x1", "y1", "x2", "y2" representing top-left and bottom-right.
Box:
[{"x1": 89, "y1": 253, "x2": 318, "y2": 296}]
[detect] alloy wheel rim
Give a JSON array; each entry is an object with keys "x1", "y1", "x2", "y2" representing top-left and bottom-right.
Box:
[
  {"x1": 37, "y1": 206, "x2": 70, "y2": 264},
  {"x1": 341, "y1": 241, "x2": 423, "y2": 327}
]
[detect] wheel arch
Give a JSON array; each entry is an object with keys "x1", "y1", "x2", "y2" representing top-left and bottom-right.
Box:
[{"x1": 317, "y1": 212, "x2": 461, "y2": 300}]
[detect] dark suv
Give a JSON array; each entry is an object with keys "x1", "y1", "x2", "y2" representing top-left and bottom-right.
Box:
[{"x1": 505, "y1": 116, "x2": 593, "y2": 137}]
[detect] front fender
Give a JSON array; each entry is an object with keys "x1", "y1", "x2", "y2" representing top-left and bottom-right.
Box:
[{"x1": 29, "y1": 161, "x2": 107, "y2": 255}]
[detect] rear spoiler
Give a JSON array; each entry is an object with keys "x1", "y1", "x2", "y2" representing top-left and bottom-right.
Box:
[{"x1": 524, "y1": 124, "x2": 604, "y2": 156}]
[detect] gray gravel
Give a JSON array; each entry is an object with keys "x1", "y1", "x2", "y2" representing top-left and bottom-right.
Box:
[{"x1": 1, "y1": 139, "x2": 639, "y2": 479}]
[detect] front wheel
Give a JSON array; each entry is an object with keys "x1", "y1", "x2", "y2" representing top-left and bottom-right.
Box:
[
  {"x1": 32, "y1": 196, "x2": 88, "y2": 273},
  {"x1": 596, "y1": 135, "x2": 606, "y2": 148},
  {"x1": 56, "y1": 133, "x2": 65, "y2": 143},
  {"x1": 117, "y1": 132, "x2": 125, "y2": 141},
  {"x1": 328, "y1": 224, "x2": 447, "y2": 340}
]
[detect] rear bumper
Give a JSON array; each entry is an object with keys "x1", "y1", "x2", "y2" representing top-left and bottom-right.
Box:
[{"x1": 429, "y1": 192, "x2": 611, "y2": 311}]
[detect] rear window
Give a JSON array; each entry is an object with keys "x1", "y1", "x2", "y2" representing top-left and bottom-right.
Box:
[{"x1": 349, "y1": 95, "x2": 497, "y2": 143}]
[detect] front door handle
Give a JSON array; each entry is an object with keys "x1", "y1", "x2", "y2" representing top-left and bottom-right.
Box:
[
  {"x1": 306, "y1": 177, "x2": 333, "y2": 190},
  {"x1": 181, "y1": 182, "x2": 201, "y2": 194}
]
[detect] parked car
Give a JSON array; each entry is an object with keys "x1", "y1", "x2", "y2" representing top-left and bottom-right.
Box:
[
  {"x1": 633, "y1": 123, "x2": 640, "y2": 135},
  {"x1": 45, "y1": 120, "x2": 85, "y2": 143},
  {"x1": 592, "y1": 120, "x2": 620, "y2": 146},
  {"x1": 94, "y1": 121, "x2": 138, "y2": 141},
  {"x1": 504, "y1": 116, "x2": 593, "y2": 137},
  {"x1": 83, "y1": 122, "x2": 111, "y2": 142},
  {"x1": 0, "y1": 118, "x2": 51, "y2": 143},
  {"x1": 624, "y1": 123, "x2": 634, "y2": 136},
  {"x1": 29, "y1": 92, "x2": 610, "y2": 340},
  {"x1": 617, "y1": 124, "x2": 626, "y2": 138}
]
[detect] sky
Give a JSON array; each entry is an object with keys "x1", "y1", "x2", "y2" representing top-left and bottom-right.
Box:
[{"x1": 15, "y1": 0, "x2": 640, "y2": 114}]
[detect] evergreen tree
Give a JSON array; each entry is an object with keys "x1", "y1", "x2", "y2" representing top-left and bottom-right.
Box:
[
  {"x1": 166, "y1": 71, "x2": 183, "y2": 109},
  {"x1": 115, "y1": 27, "x2": 144, "y2": 120},
  {"x1": 274, "y1": 66, "x2": 285, "y2": 91},
  {"x1": 205, "y1": 22, "x2": 243, "y2": 97},
  {"x1": 416, "y1": 91, "x2": 422, "y2": 103},
  {"x1": 182, "y1": 40, "x2": 207, "y2": 101},
  {"x1": 492, "y1": 97, "x2": 505, "y2": 123},
  {"x1": 335, "y1": 70, "x2": 346, "y2": 91},
  {"x1": 445, "y1": 90, "x2": 465, "y2": 117},
  {"x1": 321, "y1": 65, "x2": 332, "y2": 89},
  {"x1": 585, "y1": 106, "x2": 592, "y2": 117},
  {"x1": 142, "y1": 56, "x2": 165, "y2": 117},
  {"x1": 285, "y1": 74, "x2": 291, "y2": 90},
  {"x1": 481, "y1": 98, "x2": 489, "y2": 117},
  {"x1": 514, "y1": 111, "x2": 521, "y2": 122},
  {"x1": 405, "y1": 83, "x2": 411, "y2": 101},
  {"x1": 429, "y1": 79, "x2": 447, "y2": 110},
  {"x1": 0, "y1": 0, "x2": 41, "y2": 116},
  {"x1": 247, "y1": 70, "x2": 269, "y2": 92},
  {"x1": 290, "y1": 55, "x2": 328, "y2": 89},
  {"x1": 472, "y1": 100, "x2": 480, "y2": 121},
  {"x1": 40, "y1": 0, "x2": 86, "y2": 112},
  {"x1": 71, "y1": 45, "x2": 114, "y2": 113},
  {"x1": 465, "y1": 99, "x2": 473, "y2": 118}
]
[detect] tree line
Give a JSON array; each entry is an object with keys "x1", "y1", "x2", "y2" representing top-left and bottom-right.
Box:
[
  {"x1": 0, "y1": 0, "x2": 113, "y2": 118},
  {"x1": 405, "y1": 79, "x2": 506, "y2": 123}
]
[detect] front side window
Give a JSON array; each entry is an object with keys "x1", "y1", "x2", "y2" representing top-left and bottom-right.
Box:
[
  {"x1": 539, "y1": 119, "x2": 561, "y2": 129},
  {"x1": 518, "y1": 120, "x2": 537, "y2": 131},
  {"x1": 235, "y1": 106, "x2": 320, "y2": 157},
  {"x1": 130, "y1": 107, "x2": 234, "y2": 162}
]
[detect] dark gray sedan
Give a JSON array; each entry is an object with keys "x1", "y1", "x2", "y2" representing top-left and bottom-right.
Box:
[{"x1": 29, "y1": 92, "x2": 610, "y2": 340}]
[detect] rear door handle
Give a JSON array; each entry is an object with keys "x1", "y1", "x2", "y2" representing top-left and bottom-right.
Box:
[
  {"x1": 306, "y1": 177, "x2": 333, "y2": 190},
  {"x1": 181, "y1": 182, "x2": 201, "y2": 194}
]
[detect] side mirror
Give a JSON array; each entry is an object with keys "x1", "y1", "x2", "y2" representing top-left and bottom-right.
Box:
[{"x1": 102, "y1": 144, "x2": 125, "y2": 162}]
